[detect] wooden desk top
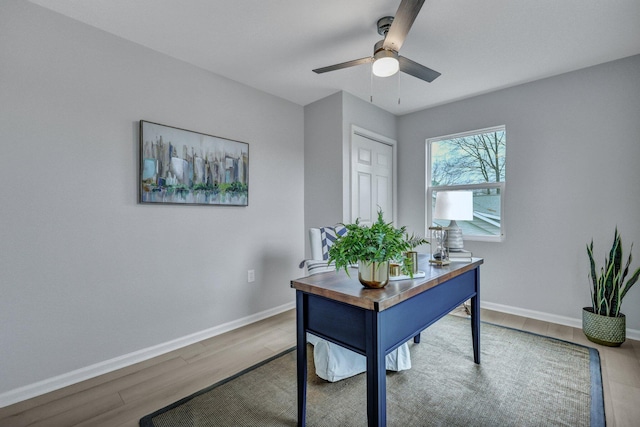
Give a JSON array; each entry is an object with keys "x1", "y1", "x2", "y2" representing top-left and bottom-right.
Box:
[{"x1": 291, "y1": 255, "x2": 483, "y2": 312}]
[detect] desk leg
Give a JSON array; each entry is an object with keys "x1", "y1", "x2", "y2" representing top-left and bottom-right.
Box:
[
  {"x1": 296, "y1": 291, "x2": 307, "y2": 427},
  {"x1": 471, "y1": 269, "x2": 480, "y2": 365},
  {"x1": 365, "y1": 311, "x2": 386, "y2": 427}
]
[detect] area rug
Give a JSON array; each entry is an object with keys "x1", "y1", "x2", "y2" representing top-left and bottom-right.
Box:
[{"x1": 140, "y1": 315, "x2": 605, "y2": 427}]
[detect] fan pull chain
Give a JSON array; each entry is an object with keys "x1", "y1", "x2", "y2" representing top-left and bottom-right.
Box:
[
  {"x1": 397, "y1": 70, "x2": 401, "y2": 105},
  {"x1": 370, "y1": 62, "x2": 374, "y2": 103}
]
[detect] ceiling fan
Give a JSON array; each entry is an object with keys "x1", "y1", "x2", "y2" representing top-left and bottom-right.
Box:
[{"x1": 312, "y1": 0, "x2": 440, "y2": 83}]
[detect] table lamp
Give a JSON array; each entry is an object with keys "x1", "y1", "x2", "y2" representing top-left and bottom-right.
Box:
[{"x1": 434, "y1": 191, "x2": 473, "y2": 251}]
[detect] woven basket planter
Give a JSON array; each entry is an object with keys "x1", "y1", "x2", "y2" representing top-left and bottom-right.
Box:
[{"x1": 582, "y1": 307, "x2": 626, "y2": 347}]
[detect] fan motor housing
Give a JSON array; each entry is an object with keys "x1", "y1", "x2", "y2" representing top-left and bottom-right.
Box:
[{"x1": 373, "y1": 40, "x2": 398, "y2": 57}]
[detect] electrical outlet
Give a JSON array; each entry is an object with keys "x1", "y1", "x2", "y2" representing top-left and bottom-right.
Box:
[{"x1": 247, "y1": 269, "x2": 255, "y2": 283}]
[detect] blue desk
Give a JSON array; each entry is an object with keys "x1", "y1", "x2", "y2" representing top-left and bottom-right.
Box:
[{"x1": 291, "y1": 255, "x2": 483, "y2": 427}]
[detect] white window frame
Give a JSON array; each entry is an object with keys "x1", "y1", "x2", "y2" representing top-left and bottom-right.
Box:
[{"x1": 426, "y1": 125, "x2": 506, "y2": 243}]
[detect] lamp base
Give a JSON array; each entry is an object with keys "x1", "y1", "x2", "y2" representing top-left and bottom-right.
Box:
[{"x1": 445, "y1": 220, "x2": 465, "y2": 251}]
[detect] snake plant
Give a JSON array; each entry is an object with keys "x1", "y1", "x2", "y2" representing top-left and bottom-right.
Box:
[{"x1": 587, "y1": 228, "x2": 640, "y2": 317}]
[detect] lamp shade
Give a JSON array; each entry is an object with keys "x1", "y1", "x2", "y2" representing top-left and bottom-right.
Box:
[{"x1": 434, "y1": 191, "x2": 473, "y2": 221}]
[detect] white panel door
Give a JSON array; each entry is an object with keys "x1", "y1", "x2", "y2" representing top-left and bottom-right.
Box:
[{"x1": 351, "y1": 132, "x2": 394, "y2": 225}]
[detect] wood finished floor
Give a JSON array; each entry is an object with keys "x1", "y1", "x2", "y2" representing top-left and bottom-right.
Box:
[{"x1": 1, "y1": 308, "x2": 639, "y2": 426}]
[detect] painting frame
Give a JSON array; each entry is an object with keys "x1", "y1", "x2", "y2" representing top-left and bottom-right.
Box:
[{"x1": 139, "y1": 120, "x2": 249, "y2": 206}]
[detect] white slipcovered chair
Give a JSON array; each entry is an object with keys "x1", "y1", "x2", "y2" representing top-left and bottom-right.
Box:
[{"x1": 301, "y1": 226, "x2": 411, "y2": 382}]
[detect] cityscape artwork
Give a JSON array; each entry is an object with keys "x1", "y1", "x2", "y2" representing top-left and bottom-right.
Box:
[{"x1": 139, "y1": 121, "x2": 249, "y2": 206}]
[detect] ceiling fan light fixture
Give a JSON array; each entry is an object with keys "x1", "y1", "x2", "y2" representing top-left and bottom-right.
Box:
[
  {"x1": 312, "y1": 2, "x2": 441, "y2": 84},
  {"x1": 372, "y1": 50, "x2": 399, "y2": 77}
]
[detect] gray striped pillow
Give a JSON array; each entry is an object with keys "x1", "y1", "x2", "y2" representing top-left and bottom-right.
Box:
[{"x1": 305, "y1": 260, "x2": 336, "y2": 276}]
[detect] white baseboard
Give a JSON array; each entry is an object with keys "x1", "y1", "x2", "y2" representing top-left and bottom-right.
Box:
[
  {"x1": 3, "y1": 300, "x2": 637, "y2": 408},
  {"x1": 0, "y1": 301, "x2": 295, "y2": 408},
  {"x1": 480, "y1": 301, "x2": 640, "y2": 341}
]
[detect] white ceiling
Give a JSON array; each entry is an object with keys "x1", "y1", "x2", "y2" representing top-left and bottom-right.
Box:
[{"x1": 29, "y1": 0, "x2": 640, "y2": 115}]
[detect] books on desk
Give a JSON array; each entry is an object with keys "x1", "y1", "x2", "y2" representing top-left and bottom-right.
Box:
[{"x1": 448, "y1": 249, "x2": 473, "y2": 261}]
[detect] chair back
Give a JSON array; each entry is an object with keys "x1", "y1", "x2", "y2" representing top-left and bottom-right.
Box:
[{"x1": 308, "y1": 225, "x2": 347, "y2": 260}]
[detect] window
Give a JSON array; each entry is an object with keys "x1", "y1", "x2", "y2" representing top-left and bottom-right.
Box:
[{"x1": 426, "y1": 126, "x2": 506, "y2": 242}]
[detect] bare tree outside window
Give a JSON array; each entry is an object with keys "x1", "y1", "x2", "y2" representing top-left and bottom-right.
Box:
[{"x1": 431, "y1": 130, "x2": 505, "y2": 187}]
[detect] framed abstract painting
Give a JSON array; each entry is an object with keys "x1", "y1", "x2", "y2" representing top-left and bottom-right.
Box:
[{"x1": 139, "y1": 121, "x2": 249, "y2": 206}]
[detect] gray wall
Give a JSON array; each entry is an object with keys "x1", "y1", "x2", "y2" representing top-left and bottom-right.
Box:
[
  {"x1": 398, "y1": 54, "x2": 640, "y2": 331},
  {"x1": 304, "y1": 92, "x2": 343, "y2": 245},
  {"x1": 0, "y1": 0, "x2": 304, "y2": 401}
]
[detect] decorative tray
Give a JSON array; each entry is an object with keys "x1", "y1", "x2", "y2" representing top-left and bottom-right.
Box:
[{"x1": 389, "y1": 271, "x2": 426, "y2": 281}]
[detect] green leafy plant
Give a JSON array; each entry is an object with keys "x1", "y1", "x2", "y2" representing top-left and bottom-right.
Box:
[
  {"x1": 402, "y1": 232, "x2": 429, "y2": 275},
  {"x1": 328, "y1": 210, "x2": 417, "y2": 277},
  {"x1": 587, "y1": 228, "x2": 640, "y2": 317},
  {"x1": 405, "y1": 233, "x2": 429, "y2": 250}
]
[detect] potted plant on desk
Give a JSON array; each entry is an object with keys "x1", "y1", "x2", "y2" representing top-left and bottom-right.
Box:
[
  {"x1": 404, "y1": 232, "x2": 429, "y2": 275},
  {"x1": 328, "y1": 210, "x2": 423, "y2": 288},
  {"x1": 583, "y1": 228, "x2": 640, "y2": 346}
]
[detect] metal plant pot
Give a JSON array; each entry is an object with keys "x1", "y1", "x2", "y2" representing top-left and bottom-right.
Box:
[
  {"x1": 405, "y1": 251, "x2": 419, "y2": 275},
  {"x1": 358, "y1": 260, "x2": 389, "y2": 288},
  {"x1": 582, "y1": 307, "x2": 626, "y2": 347}
]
